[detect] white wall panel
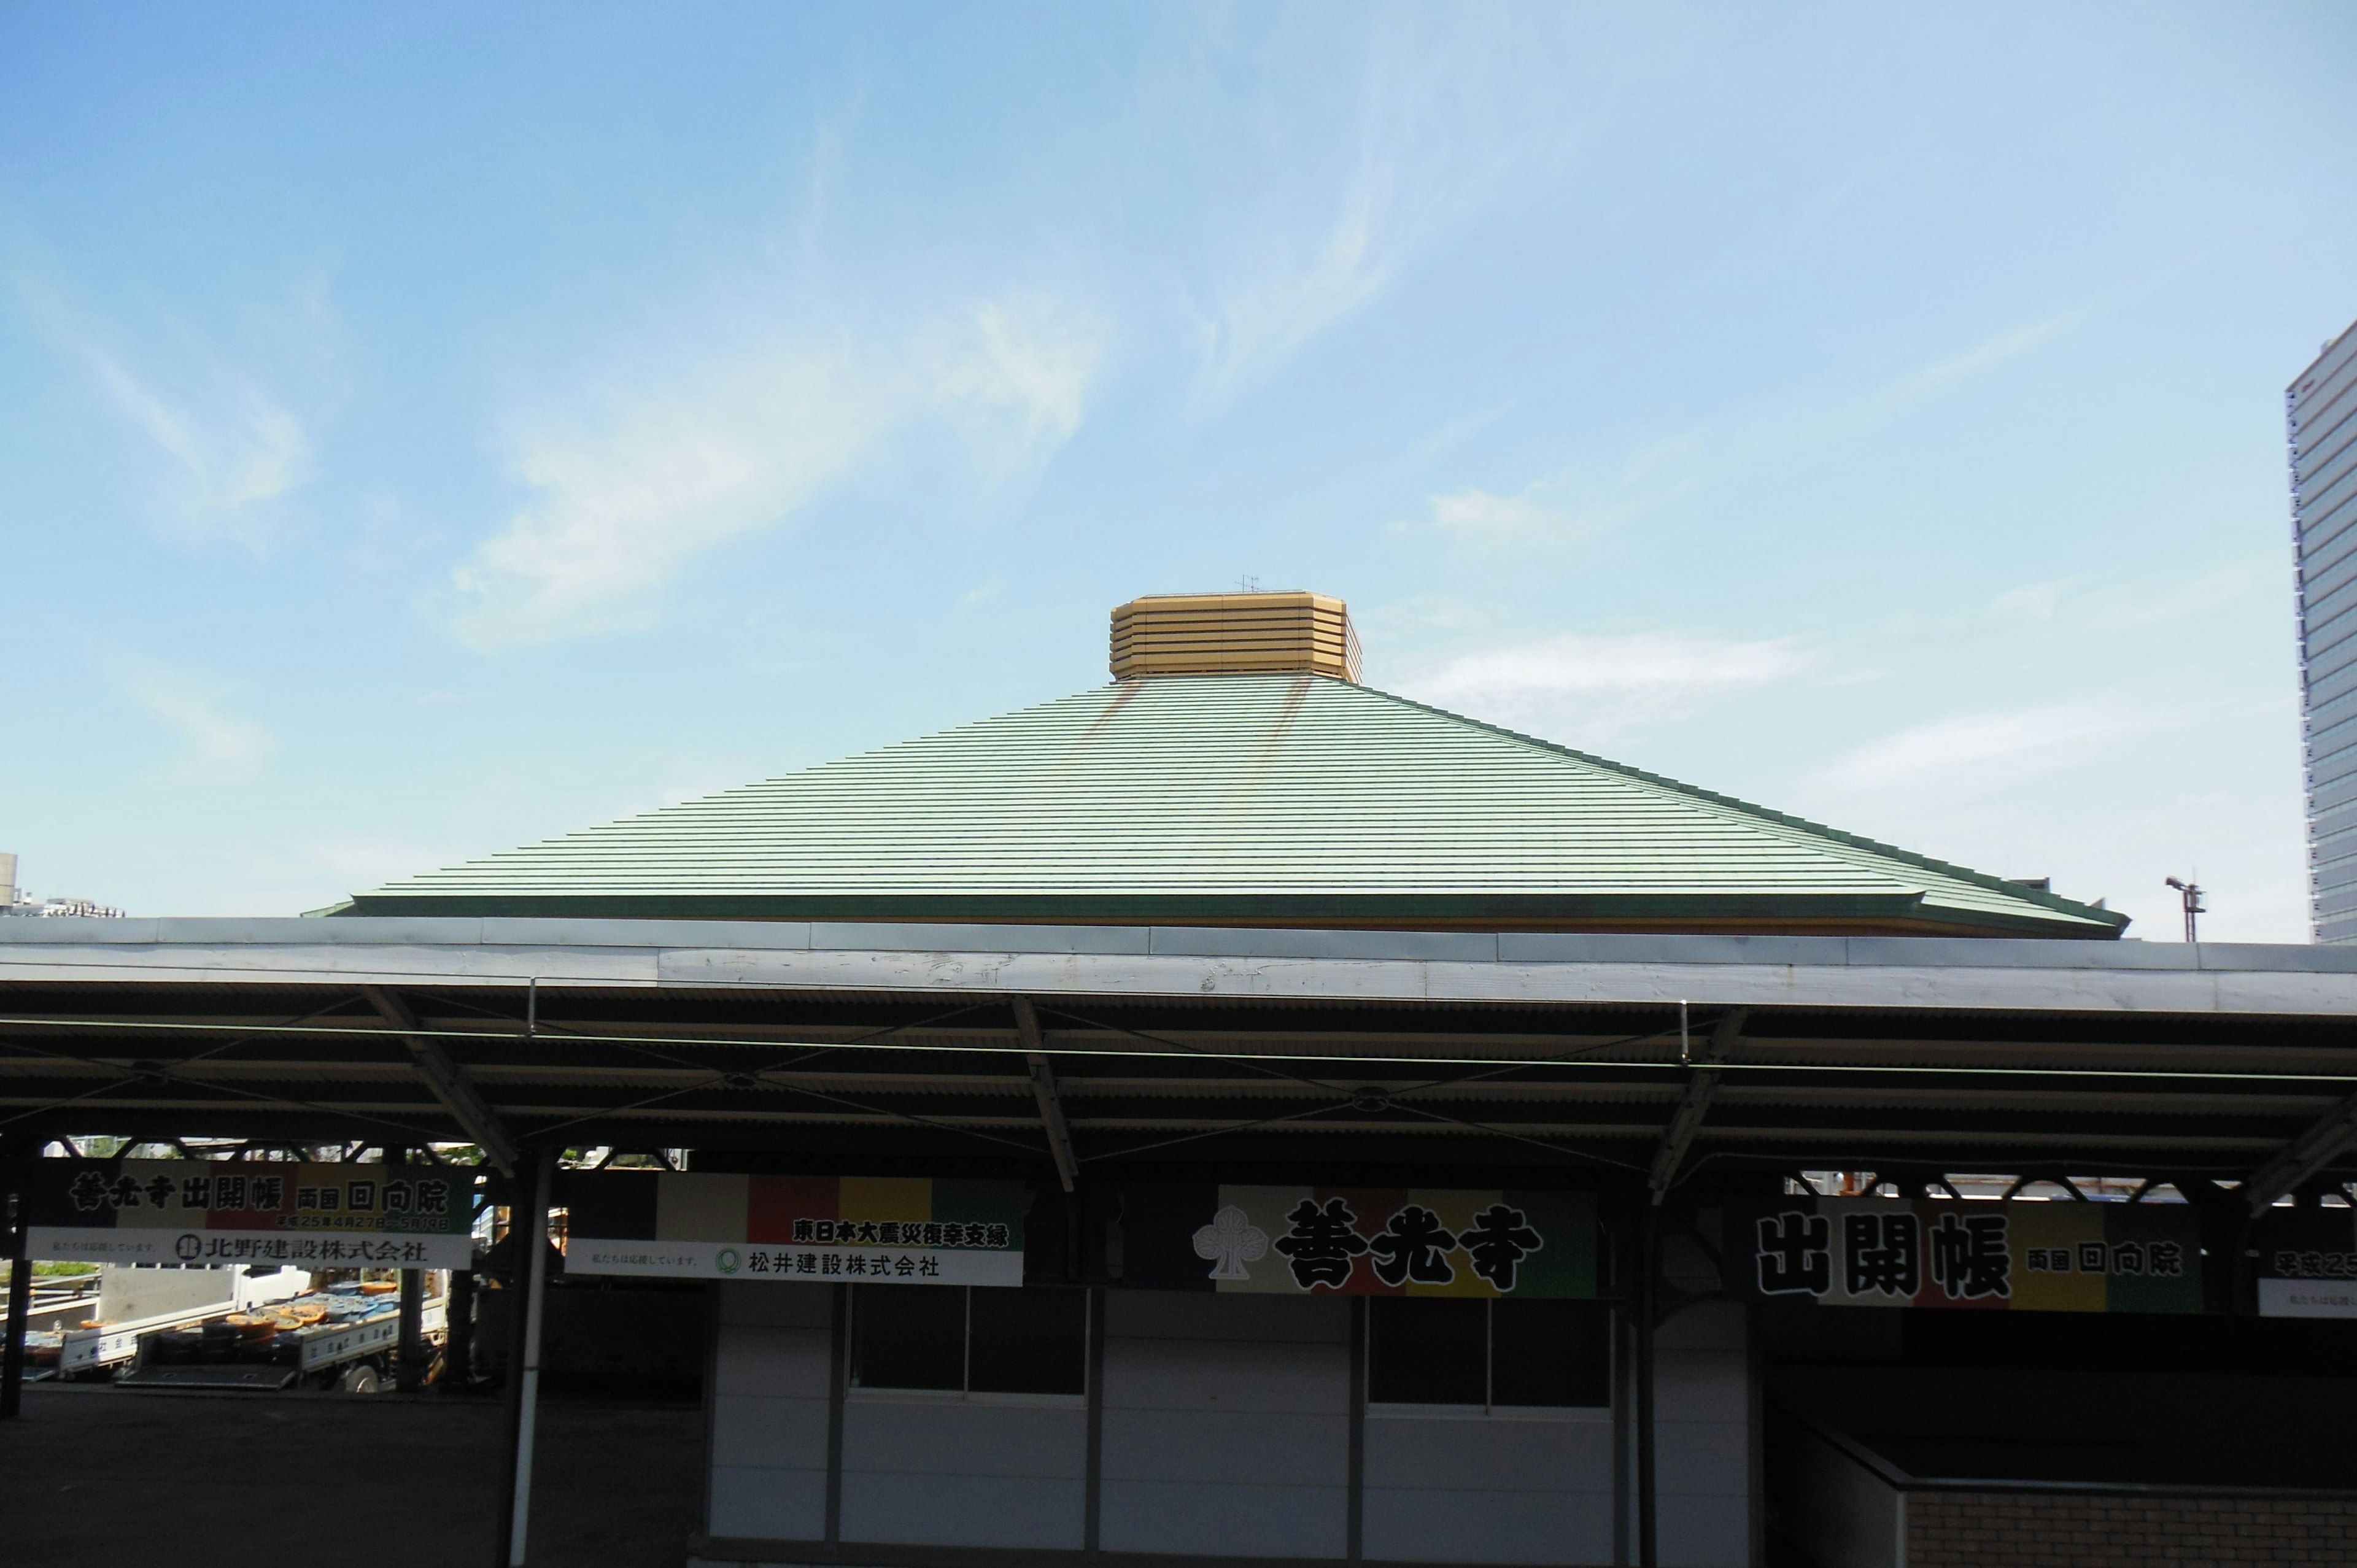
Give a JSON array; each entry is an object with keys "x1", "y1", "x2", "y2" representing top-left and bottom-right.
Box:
[
  {"x1": 1364, "y1": 1414, "x2": 1616, "y2": 1564},
  {"x1": 841, "y1": 1397, "x2": 1088, "y2": 1550},
  {"x1": 699, "y1": 1283, "x2": 1754, "y2": 1567},
  {"x1": 706, "y1": 1282, "x2": 832, "y2": 1542},
  {"x1": 1654, "y1": 1302, "x2": 1752, "y2": 1568},
  {"x1": 1099, "y1": 1291, "x2": 1350, "y2": 1559}
]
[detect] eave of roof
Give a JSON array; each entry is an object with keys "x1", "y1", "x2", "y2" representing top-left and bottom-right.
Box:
[{"x1": 335, "y1": 890, "x2": 2106, "y2": 940}]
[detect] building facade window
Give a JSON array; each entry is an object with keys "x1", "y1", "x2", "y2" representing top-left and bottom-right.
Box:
[
  {"x1": 849, "y1": 1284, "x2": 1087, "y2": 1396},
  {"x1": 1367, "y1": 1297, "x2": 1612, "y2": 1409}
]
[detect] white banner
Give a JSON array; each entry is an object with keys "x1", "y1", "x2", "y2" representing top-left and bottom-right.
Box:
[
  {"x1": 29, "y1": 1224, "x2": 473, "y2": 1270},
  {"x1": 565, "y1": 1238, "x2": 1024, "y2": 1286},
  {"x1": 2259, "y1": 1277, "x2": 2357, "y2": 1318}
]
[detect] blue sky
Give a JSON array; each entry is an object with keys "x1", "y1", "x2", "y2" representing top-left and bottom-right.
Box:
[{"x1": 3, "y1": 3, "x2": 2353, "y2": 940}]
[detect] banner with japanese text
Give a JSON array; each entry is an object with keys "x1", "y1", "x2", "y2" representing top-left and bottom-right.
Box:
[
  {"x1": 25, "y1": 1159, "x2": 474, "y2": 1270},
  {"x1": 560, "y1": 1172, "x2": 1028, "y2": 1286},
  {"x1": 1722, "y1": 1197, "x2": 2202, "y2": 1312},
  {"x1": 2253, "y1": 1209, "x2": 2357, "y2": 1318},
  {"x1": 1121, "y1": 1185, "x2": 1595, "y2": 1297}
]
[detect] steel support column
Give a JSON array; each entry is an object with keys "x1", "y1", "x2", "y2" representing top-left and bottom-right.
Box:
[
  {"x1": 1083, "y1": 1284, "x2": 1105, "y2": 1553},
  {"x1": 1347, "y1": 1294, "x2": 1367, "y2": 1564},
  {"x1": 495, "y1": 1149, "x2": 552, "y2": 1568},
  {"x1": 824, "y1": 1282, "x2": 848, "y2": 1547},
  {"x1": 366, "y1": 986, "x2": 519, "y2": 1177},
  {"x1": 1636, "y1": 1204, "x2": 1659, "y2": 1568},
  {"x1": 2241, "y1": 1087, "x2": 2357, "y2": 1215},
  {"x1": 1, "y1": 1145, "x2": 28, "y2": 1421},
  {"x1": 1646, "y1": 1010, "x2": 1748, "y2": 1203},
  {"x1": 395, "y1": 1147, "x2": 425, "y2": 1392},
  {"x1": 1012, "y1": 997, "x2": 1078, "y2": 1193},
  {"x1": 446, "y1": 1265, "x2": 477, "y2": 1388}
]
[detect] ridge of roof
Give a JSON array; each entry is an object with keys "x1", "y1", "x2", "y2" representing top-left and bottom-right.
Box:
[{"x1": 1337, "y1": 678, "x2": 2126, "y2": 933}]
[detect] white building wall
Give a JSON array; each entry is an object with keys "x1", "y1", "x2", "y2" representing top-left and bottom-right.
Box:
[
  {"x1": 1654, "y1": 1302, "x2": 1754, "y2": 1568},
  {"x1": 1363, "y1": 1410, "x2": 1617, "y2": 1564},
  {"x1": 840, "y1": 1394, "x2": 1088, "y2": 1549},
  {"x1": 699, "y1": 1284, "x2": 1757, "y2": 1567},
  {"x1": 1099, "y1": 1291, "x2": 1352, "y2": 1558},
  {"x1": 706, "y1": 1280, "x2": 832, "y2": 1542}
]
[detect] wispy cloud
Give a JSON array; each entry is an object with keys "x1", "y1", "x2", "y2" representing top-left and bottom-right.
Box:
[
  {"x1": 1409, "y1": 434, "x2": 1701, "y2": 542},
  {"x1": 1847, "y1": 314, "x2": 2076, "y2": 429},
  {"x1": 932, "y1": 295, "x2": 1106, "y2": 469},
  {"x1": 122, "y1": 665, "x2": 274, "y2": 777},
  {"x1": 84, "y1": 349, "x2": 311, "y2": 548},
  {"x1": 450, "y1": 293, "x2": 1107, "y2": 648},
  {"x1": 1188, "y1": 11, "x2": 1587, "y2": 411},
  {"x1": 1396, "y1": 629, "x2": 1818, "y2": 744},
  {"x1": 1407, "y1": 313, "x2": 2077, "y2": 549},
  {"x1": 1989, "y1": 558, "x2": 2272, "y2": 630},
  {"x1": 1194, "y1": 175, "x2": 1393, "y2": 411},
  {"x1": 1808, "y1": 700, "x2": 2176, "y2": 798},
  {"x1": 20, "y1": 282, "x2": 319, "y2": 549}
]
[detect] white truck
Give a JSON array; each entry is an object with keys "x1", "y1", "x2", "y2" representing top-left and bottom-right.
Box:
[
  {"x1": 31, "y1": 1263, "x2": 308, "y2": 1380},
  {"x1": 118, "y1": 1284, "x2": 449, "y2": 1392}
]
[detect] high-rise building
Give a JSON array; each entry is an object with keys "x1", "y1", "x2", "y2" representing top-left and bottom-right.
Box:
[{"x1": 2293, "y1": 319, "x2": 2357, "y2": 941}]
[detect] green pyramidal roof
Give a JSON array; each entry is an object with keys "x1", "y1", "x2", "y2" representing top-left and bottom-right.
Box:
[{"x1": 346, "y1": 673, "x2": 2126, "y2": 938}]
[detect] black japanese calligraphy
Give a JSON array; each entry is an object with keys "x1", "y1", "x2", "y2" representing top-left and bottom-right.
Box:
[
  {"x1": 1460, "y1": 1203, "x2": 1544, "y2": 1293},
  {"x1": 69, "y1": 1170, "x2": 109, "y2": 1213},
  {"x1": 1843, "y1": 1211, "x2": 1920, "y2": 1298},
  {"x1": 1367, "y1": 1204, "x2": 1458, "y2": 1287},
  {"x1": 1272, "y1": 1196, "x2": 1369, "y2": 1289},
  {"x1": 1754, "y1": 1211, "x2": 1831, "y2": 1296},
  {"x1": 1929, "y1": 1211, "x2": 2010, "y2": 1300}
]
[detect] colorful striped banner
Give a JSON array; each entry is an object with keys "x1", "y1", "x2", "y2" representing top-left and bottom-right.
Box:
[
  {"x1": 24, "y1": 1159, "x2": 474, "y2": 1270},
  {"x1": 1121, "y1": 1185, "x2": 1595, "y2": 1298},
  {"x1": 560, "y1": 1172, "x2": 1029, "y2": 1286},
  {"x1": 1722, "y1": 1197, "x2": 2204, "y2": 1313}
]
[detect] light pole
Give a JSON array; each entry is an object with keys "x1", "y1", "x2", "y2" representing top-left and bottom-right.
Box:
[{"x1": 2164, "y1": 876, "x2": 2205, "y2": 943}]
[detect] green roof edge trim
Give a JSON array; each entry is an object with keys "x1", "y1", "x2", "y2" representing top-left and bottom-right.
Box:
[{"x1": 333, "y1": 890, "x2": 2108, "y2": 938}]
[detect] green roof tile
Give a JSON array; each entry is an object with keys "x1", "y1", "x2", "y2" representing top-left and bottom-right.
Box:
[{"x1": 346, "y1": 673, "x2": 2126, "y2": 938}]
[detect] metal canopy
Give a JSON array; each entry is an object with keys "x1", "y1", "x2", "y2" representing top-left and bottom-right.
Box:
[{"x1": 2, "y1": 918, "x2": 2354, "y2": 1189}]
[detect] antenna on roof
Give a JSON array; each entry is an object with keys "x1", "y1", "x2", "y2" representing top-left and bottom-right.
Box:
[
  {"x1": 2163, "y1": 875, "x2": 2205, "y2": 943},
  {"x1": 1236, "y1": 574, "x2": 1260, "y2": 592}
]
